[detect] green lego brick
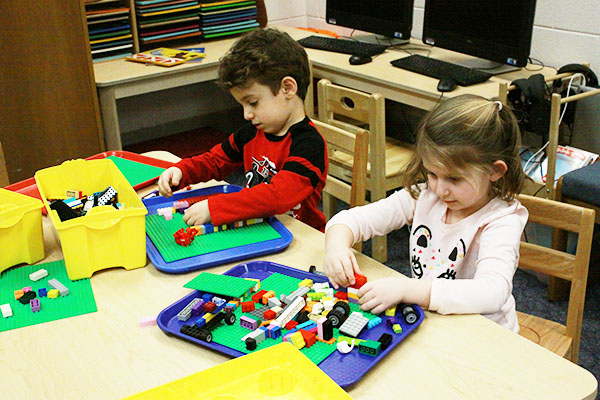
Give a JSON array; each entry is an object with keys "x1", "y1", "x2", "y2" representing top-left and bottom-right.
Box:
[
  {"x1": 0, "y1": 260, "x2": 97, "y2": 332},
  {"x1": 145, "y1": 213, "x2": 282, "y2": 262},
  {"x1": 106, "y1": 156, "x2": 165, "y2": 188},
  {"x1": 184, "y1": 273, "x2": 257, "y2": 298}
]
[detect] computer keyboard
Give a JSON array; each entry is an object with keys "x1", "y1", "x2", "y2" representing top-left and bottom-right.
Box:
[
  {"x1": 297, "y1": 35, "x2": 388, "y2": 57},
  {"x1": 390, "y1": 54, "x2": 492, "y2": 86}
]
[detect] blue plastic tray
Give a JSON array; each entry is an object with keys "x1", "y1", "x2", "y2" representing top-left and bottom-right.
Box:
[
  {"x1": 143, "y1": 186, "x2": 293, "y2": 273},
  {"x1": 157, "y1": 261, "x2": 424, "y2": 388}
]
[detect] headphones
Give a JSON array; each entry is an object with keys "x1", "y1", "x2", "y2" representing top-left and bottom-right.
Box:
[{"x1": 508, "y1": 64, "x2": 599, "y2": 137}]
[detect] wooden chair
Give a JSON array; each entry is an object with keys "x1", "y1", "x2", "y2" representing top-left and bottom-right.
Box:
[
  {"x1": 313, "y1": 120, "x2": 369, "y2": 252},
  {"x1": 0, "y1": 141, "x2": 9, "y2": 186},
  {"x1": 516, "y1": 194, "x2": 595, "y2": 363},
  {"x1": 317, "y1": 79, "x2": 414, "y2": 262}
]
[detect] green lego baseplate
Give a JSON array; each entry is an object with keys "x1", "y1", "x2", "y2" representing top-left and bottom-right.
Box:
[
  {"x1": 145, "y1": 213, "x2": 282, "y2": 262},
  {"x1": 206, "y1": 272, "x2": 378, "y2": 366},
  {"x1": 0, "y1": 260, "x2": 97, "y2": 332},
  {"x1": 106, "y1": 156, "x2": 166, "y2": 188},
  {"x1": 184, "y1": 272, "x2": 258, "y2": 298}
]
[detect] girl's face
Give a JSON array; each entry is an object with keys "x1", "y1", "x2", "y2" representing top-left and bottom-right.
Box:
[{"x1": 423, "y1": 159, "x2": 497, "y2": 221}]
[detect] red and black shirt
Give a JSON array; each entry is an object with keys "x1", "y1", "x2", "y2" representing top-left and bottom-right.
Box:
[{"x1": 174, "y1": 117, "x2": 328, "y2": 231}]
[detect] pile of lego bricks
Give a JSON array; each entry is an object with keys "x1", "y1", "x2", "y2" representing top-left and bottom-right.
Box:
[
  {"x1": 48, "y1": 186, "x2": 121, "y2": 222},
  {"x1": 175, "y1": 271, "x2": 419, "y2": 364}
]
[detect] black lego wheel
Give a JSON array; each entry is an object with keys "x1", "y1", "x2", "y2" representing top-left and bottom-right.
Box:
[
  {"x1": 327, "y1": 309, "x2": 344, "y2": 328},
  {"x1": 333, "y1": 301, "x2": 351, "y2": 317},
  {"x1": 401, "y1": 304, "x2": 418, "y2": 324},
  {"x1": 225, "y1": 311, "x2": 236, "y2": 325}
]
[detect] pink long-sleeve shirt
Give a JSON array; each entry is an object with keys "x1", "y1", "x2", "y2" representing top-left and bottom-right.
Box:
[{"x1": 326, "y1": 186, "x2": 528, "y2": 332}]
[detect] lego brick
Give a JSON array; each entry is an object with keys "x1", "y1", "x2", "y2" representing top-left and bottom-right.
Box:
[
  {"x1": 178, "y1": 298, "x2": 201, "y2": 322},
  {"x1": 38, "y1": 288, "x2": 47, "y2": 297},
  {"x1": 30, "y1": 298, "x2": 41, "y2": 313},
  {"x1": 18, "y1": 291, "x2": 36, "y2": 305},
  {"x1": 378, "y1": 333, "x2": 393, "y2": 350},
  {"x1": 358, "y1": 340, "x2": 381, "y2": 357},
  {"x1": 1, "y1": 304, "x2": 13, "y2": 318},
  {"x1": 48, "y1": 278, "x2": 69, "y2": 296},
  {"x1": 47, "y1": 289, "x2": 59, "y2": 299},
  {"x1": 393, "y1": 324, "x2": 403, "y2": 334},
  {"x1": 339, "y1": 311, "x2": 369, "y2": 337}
]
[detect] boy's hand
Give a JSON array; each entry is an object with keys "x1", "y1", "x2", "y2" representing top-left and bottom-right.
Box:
[
  {"x1": 358, "y1": 277, "x2": 432, "y2": 315},
  {"x1": 157, "y1": 167, "x2": 183, "y2": 197},
  {"x1": 323, "y1": 247, "x2": 361, "y2": 289},
  {"x1": 183, "y1": 200, "x2": 210, "y2": 226}
]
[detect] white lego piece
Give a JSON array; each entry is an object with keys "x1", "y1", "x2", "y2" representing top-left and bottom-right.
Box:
[
  {"x1": 29, "y1": 269, "x2": 48, "y2": 282},
  {"x1": 275, "y1": 296, "x2": 306, "y2": 326},
  {"x1": 1, "y1": 304, "x2": 13, "y2": 318},
  {"x1": 48, "y1": 278, "x2": 69, "y2": 296}
]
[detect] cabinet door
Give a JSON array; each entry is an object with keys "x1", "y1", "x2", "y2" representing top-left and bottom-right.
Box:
[{"x1": 0, "y1": 0, "x2": 104, "y2": 183}]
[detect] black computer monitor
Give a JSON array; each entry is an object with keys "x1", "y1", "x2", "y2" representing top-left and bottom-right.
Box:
[
  {"x1": 422, "y1": 0, "x2": 537, "y2": 73},
  {"x1": 326, "y1": 0, "x2": 414, "y2": 45}
]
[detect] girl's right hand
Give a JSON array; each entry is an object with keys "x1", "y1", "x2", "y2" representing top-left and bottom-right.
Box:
[
  {"x1": 323, "y1": 247, "x2": 361, "y2": 289},
  {"x1": 157, "y1": 167, "x2": 183, "y2": 197}
]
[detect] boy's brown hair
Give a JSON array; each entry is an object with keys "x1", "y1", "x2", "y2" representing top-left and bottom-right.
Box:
[
  {"x1": 218, "y1": 28, "x2": 310, "y2": 100},
  {"x1": 403, "y1": 94, "x2": 526, "y2": 201}
]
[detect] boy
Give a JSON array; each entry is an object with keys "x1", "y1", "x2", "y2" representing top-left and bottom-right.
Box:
[{"x1": 158, "y1": 28, "x2": 328, "y2": 231}]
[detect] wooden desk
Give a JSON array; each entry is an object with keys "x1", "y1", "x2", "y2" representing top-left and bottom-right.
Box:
[
  {"x1": 93, "y1": 26, "x2": 555, "y2": 151},
  {"x1": 2, "y1": 151, "x2": 597, "y2": 400}
]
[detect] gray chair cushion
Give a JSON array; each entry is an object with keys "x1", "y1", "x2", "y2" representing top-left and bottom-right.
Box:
[{"x1": 562, "y1": 162, "x2": 600, "y2": 207}]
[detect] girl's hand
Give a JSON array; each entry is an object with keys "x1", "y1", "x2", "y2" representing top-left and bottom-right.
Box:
[
  {"x1": 157, "y1": 167, "x2": 183, "y2": 197},
  {"x1": 323, "y1": 247, "x2": 361, "y2": 289},
  {"x1": 358, "y1": 277, "x2": 432, "y2": 315},
  {"x1": 358, "y1": 278, "x2": 405, "y2": 315},
  {"x1": 183, "y1": 200, "x2": 210, "y2": 226}
]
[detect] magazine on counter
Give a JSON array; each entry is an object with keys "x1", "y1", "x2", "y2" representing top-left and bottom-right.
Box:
[{"x1": 526, "y1": 145, "x2": 599, "y2": 184}]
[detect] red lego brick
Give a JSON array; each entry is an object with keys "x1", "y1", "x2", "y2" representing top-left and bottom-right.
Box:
[
  {"x1": 251, "y1": 290, "x2": 268, "y2": 303},
  {"x1": 300, "y1": 329, "x2": 317, "y2": 348},
  {"x1": 241, "y1": 301, "x2": 255, "y2": 313},
  {"x1": 284, "y1": 320, "x2": 298, "y2": 330},
  {"x1": 350, "y1": 273, "x2": 367, "y2": 289},
  {"x1": 203, "y1": 301, "x2": 217, "y2": 313},
  {"x1": 263, "y1": 309, "x2": 276, "y2": 320},
  {"x1": 334, "y1": 291, "x2": 348, "y2": 300}
]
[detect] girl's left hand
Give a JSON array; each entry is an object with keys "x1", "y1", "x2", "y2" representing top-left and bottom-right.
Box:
[{"x1": 183, "y1": 200, "x2": 211, "y2": 226}]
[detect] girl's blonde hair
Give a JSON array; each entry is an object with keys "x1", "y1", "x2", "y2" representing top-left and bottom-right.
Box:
[{"x1": 403, "y1": 94, "x2": 525, "y2": 201}]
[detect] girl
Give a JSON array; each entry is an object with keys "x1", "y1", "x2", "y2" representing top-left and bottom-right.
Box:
[{"x1": 323, "y1": 94, "x2": 528, "y2": 332}]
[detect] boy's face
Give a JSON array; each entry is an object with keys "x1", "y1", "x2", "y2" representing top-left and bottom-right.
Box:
[{"x1": 230, "y1": 80, "x2": 296, "y2": 136}]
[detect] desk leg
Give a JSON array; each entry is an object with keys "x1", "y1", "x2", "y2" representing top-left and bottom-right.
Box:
[{"x1": 98, "y1": 87, "x2": 123, "y2": 150}]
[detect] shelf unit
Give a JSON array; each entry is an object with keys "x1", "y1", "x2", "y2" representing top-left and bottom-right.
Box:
[
  {"x1": 85, "y1": 0, "x2": 138, "y2": 62},
  {"x1": 84, "y1": 0, "x2": 267, "y2": 62}
]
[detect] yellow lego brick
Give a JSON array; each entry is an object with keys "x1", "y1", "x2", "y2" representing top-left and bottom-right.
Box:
[
  {"x1": 204, "y1": 313, "x2": 215, "y2": 323},
  {"x1": 299, "y1": 278, "x2": 313, "y2": 288},
  {"x1": 385, "y1": 305, "x2": 397, "y2": 316},
  {"x1": 47, "y1": 289, "x2": 59, "y2": 299},
  {"x1": 289, "y1": 331, "x2": 305, "y2": 350}
]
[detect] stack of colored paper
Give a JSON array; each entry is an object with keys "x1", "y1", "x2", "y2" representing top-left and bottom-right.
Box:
[
  {"x1": 86, "y1": 0, "x2": 135, "y2": 61},
  {"x1": 200, "y1": 0, "x2": 259, "y2": 39},
  {"x1": 135, "y1": 0, "x2": 202, "y2": 46}
]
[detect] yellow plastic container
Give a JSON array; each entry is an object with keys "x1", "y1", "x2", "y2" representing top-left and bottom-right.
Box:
[
  {"x1": 123, "y1": 342, "x2": 351, "y2": 400},
  {"x1": 34, "y1": 159, "x2": 148, "y2": 280},
  {"x1": 0, "y1": 188, "x2": 45, "y2": 274}
]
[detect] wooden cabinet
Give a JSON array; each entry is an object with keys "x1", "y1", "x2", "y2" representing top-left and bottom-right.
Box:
[{"x1": 0, "y1": 1, "x2": 104, "y2": 183}]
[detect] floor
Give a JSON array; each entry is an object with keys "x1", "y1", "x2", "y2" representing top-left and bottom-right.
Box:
[{"x1": 123, "y1": 127, "x2": 229, "y2": 159}]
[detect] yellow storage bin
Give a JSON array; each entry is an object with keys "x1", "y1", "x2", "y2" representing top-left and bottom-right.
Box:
[
  {"x1": 123, "y1": 342, "x2": 351, "y2": 399},
  {"x1": 0, "y1": 188, "x2": 45, "y2": 274},
  {"x1": 34, "y1": 159, "x2": 148, "y2": 280}
]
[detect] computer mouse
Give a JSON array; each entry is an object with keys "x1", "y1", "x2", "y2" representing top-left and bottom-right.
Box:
[
  {"x1": 349, "y1": 54, "x2": 372, "y2": 65},
  {"x1": 437, "y1": 77, "x2": 458, "y2": 92}
]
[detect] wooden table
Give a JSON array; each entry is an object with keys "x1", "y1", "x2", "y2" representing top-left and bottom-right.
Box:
[
  {"x1": 93, "y1": 26, "x2": 555, "y2": 151},
  {"x1": 2, "y1": 151, "x2": 596, "y2": 399}
]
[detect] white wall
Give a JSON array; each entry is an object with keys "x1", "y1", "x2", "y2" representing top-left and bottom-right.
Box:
[{"x1": 267, "y1": 0, "x2": 600, "y2": 76}]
